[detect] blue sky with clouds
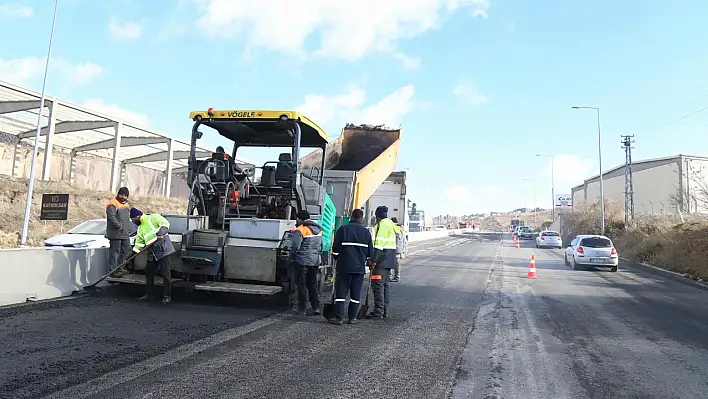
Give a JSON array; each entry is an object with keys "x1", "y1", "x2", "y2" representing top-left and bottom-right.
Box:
[{"x1": 2, "y1": 0, "x2": 708, "y2": 215}]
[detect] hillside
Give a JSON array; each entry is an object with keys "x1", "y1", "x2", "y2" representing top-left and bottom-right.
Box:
[{"x1": 0, "y1": 177, "x2": 188, "y2": 248}]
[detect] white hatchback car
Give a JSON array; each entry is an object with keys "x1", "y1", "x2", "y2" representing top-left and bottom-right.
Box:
[
  {"x1": 536, "y1": 230, "x2": 562, "y2": 249},
  {"x1": 44, "y1": 219, "x2": 137, "y2": 249},
  {"x1": 564, "y1": 234, "x2": 619, "y2": 272}
]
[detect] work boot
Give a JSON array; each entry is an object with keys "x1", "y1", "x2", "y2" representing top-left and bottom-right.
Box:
[
  {"x1": 138, "y1": 294, "x2": 154, "y2": 301},
  {"x1": 327, "y1": 318, "x2": 343, "y2": 325},
  {"x1": 365, "y1": 313, "x2": 384, "y2": 320},
  {"x1": 161, "y1": 296, "x2": 171, "y2": 305},
  {"x1": 348, "y1": 318, "x2": 359, "y2": 325},
  {"x1": 293, "y1": 308, "x2": 305, "y2": 316},
  {"x1": 308, "y1": 307, "x2": 321, "y2": 316}
]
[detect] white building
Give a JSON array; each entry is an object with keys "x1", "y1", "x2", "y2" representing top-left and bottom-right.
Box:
[{"x1": 571, "y1": 155, "x2": 708, "y2": 215}]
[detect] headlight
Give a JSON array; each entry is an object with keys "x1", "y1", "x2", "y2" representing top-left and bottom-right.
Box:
[{"x1": 71, "y1": 241, "x2": 94, "y2": 248}]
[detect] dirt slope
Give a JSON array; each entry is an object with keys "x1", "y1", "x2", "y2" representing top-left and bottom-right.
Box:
[{"x1": 0, "y1": 177, "x2": 188, "y2": 248}]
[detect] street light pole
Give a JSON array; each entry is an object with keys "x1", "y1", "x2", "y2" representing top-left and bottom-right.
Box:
[
  {"x1": 20, "y1": 0, "x2": 59, "y2": 246},
  {"x1": 572, "y1": 106, "x2": 605, "y2": 235},
  {"x1": 536, "y1": 154, "x2": 555, "y2": 221}
]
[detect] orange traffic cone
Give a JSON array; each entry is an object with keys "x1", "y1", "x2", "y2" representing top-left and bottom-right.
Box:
[
  {"x1": 527, "y1": 255, "x2": 538, "y2": 279},
  {"x1": 515, "y1": 239, "x2": 520, "y2": 249}
]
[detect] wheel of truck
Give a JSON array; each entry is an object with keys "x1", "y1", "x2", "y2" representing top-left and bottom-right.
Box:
[{"x1": 610, "y1": 266, "x2": 618, "y2": 272}]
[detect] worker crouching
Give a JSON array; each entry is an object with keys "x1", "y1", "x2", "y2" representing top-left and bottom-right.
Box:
[
  {"x1": 131, "y1": 208, "x2": 175, "y2": 305},
  {"x1": 291, "y1": 210, "x2": 323, "y2": 316},
  {"x1": 367, "y1": 206, "x2": 398, "y2": 320},
  {"x1": 329, "y1": 208, "x2": 373, "y2": 325}
]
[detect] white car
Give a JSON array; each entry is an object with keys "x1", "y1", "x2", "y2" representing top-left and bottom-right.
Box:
[
  {"x1": 564, "y1": 234, "x2": 619, "y2": 272},
  {"x1": 44, "y1": 219, "x2": 137, "y2": 249},
  {"x1": 536, "y1": 230, "x2": 562, "y2": 249}
]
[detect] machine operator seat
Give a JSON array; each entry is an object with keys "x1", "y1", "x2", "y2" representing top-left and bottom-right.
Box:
[{"x1": 275, "y1": 153, "x2": 294, "y2": 186}]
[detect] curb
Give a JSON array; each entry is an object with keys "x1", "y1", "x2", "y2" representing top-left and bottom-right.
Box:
[{"x1": 619, "y1": 256, "x2": 708, "y2": 290}]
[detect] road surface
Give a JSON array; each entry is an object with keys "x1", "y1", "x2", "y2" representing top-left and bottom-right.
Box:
[{"x1": 1, "y1": 233, "x2": 707, "y2": 399}]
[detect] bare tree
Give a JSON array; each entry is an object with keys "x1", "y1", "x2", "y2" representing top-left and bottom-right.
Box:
[{"x1": 669, "y1": 163, "x2": 708, "y2": 214}]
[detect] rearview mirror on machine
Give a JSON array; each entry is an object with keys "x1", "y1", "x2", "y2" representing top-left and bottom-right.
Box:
[{"x1": 327, "y1": 185, "x2": 334, "y2": 195}]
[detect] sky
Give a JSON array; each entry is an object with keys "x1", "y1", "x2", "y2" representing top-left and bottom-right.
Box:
[{"x1": 2, "y1": 0, "x2": 708, "y2": 216}]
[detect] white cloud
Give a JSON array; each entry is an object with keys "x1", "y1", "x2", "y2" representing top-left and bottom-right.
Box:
[
  {"x1": 452, "y1": 82, "x2": 488, "y2": 105},
  {"x1": 0, "y1": 57, "x2": 102, "y2": 87},
  {"x1": 108, "y1": 18, "x2": 142, "y2": 40},
  {"x1": 296, "y1": 84, "x2": 417, "y2": 128},
  {"x1": 538, "y1": 153, "x2": 595, "y2": 191},
  {"x1": 81, "y1": 98, "x2": 150, "y2": 127},
  {"x1": 393, "y1": 52, "x2": 422, "y2": 69},
  {"x1": 0, "y1": 4, "x2": 33, "y2": 18},
  {"x1": 443, "y1": 186, "x2": 472, "y2": 202},
  {"x1": 191, "y1": 0, "x2": 490, "y2": 66},
  {"x1": 482, "y1": 185, "x2": 503, "y2": 195}
]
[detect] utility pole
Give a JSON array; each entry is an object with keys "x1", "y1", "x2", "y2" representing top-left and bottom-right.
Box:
[
  {"x1": 21, "y1": 0, "x2": 59, "y2": 246},
  {"x1": 621, "y1": 134, "x2": 635, "y2": 228}
]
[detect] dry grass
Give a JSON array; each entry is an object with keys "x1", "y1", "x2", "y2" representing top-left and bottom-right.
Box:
[
  {"x1": 562, "y1": 200, "x2": 708, "y2": 281},
  {"x1": 0, "y1": 176, "x2": 188, "y2": 248}
]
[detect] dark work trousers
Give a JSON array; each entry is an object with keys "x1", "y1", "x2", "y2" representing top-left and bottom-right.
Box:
[
  {"x1": 294, "y1": 263, "x2": 319, "y2": 311},
  {"x1": 371, "y1": 267, "x2": 391, "y2": 316},
  {"x1": 108, "y1": 238, "x2": 132, "y2": 270},
  {"x1": 145, "y1": 256, "x2": 171, "y2": 298},
  {"x1": 334, "y1": 271, "x2": 365, "y2": 320}
]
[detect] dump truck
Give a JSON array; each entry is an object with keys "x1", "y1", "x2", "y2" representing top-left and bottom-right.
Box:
[
  {"x1": 107, "y1": 112, "x2": 400, "y2": 304},
  {"x1": 300, "y1": 124, "x2": 401, "y2": 231}
]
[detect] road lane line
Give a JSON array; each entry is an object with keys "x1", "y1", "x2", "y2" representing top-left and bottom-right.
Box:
[{"x1": 41, "y1": 312, "x2": 288, "y2": 399}]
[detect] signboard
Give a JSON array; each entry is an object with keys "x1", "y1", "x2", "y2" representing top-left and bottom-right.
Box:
[
  {"x1": 40, "y1": 194, "x2": 69, "y2": 221},
  {"x1": 555, "y1": 194, "x2": 572, "y2": 211}
]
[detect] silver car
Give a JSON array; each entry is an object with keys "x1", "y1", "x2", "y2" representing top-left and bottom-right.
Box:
[
  {"x1": 564, "y1": 234, "x2": 619, "y2": 272},
  {"x1": 536, "y1": 230, "x2": 562, "y2": 249}
]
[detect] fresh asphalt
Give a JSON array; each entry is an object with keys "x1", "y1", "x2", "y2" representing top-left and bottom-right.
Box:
[{"x1": 2, "y1": 233, "x2": 708, "y2": 398}]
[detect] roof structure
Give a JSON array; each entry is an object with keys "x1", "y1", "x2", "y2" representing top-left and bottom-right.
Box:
[
  {"x1": 572, "y1": 154, "x2": 708, "y2": 191},
  {"x1": 0, "y1": 80, "x2": 249, "y2": 196}
]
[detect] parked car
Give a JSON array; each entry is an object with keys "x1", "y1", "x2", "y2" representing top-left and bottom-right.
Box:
[
  {"x1": 44, "y1": 219, "x2": 137, "y2": 249},
  {"x1": 564, "y1": 234, "x2": 619, "y2": 272},
  {"x1": 536, "y1": 230, "x2": 562, "y2": 249}
]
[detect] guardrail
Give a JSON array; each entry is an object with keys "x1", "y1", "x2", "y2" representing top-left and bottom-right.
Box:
[{"x1": 0, "y1": 247, "x2": 110, "y2": 306}]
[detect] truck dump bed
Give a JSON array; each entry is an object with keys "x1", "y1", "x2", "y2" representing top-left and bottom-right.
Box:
[{"x1": 300, "y1": 124, "x2": 401, "y2": 215}]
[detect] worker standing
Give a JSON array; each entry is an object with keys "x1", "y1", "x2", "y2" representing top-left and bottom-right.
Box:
[
  {"x1": 291, "y1": 210, "x2": 323, "y2": 316},
  {"x1": 366, "y1": 206, "x2": 398, "y2": 320},
  {"x1": 130, "y1": 208, "x2": 174, "y2": 305},
  {"x1": 328, "y1": 208, "x2": 373, "y2": 325},
  {"x1": 390, "y1": 216, "x2": 404, "y2": 282},
  {"x1": 105, "y1": 187, "x2": 132, "y2": 278}
]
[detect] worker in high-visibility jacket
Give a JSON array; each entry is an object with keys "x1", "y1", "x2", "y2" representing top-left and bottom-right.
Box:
[
  {"x1": 131, "y1": 208, "x2": 175, "y2": 305},
  {"x1": 366, "y1": 205, "x2": 398, "y2": 319}
]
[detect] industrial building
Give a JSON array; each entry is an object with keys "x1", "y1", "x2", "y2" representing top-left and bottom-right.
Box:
[{"x1": 571, "y1": 154, "x2": 708, "y2": 215}]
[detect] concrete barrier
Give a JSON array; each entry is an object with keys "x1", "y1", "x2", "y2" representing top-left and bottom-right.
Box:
[
  {"x1": 407, "y1": 229, "x2": 470, "y2": 242},
  {"x1": 0, "y1": 247, "x2": 110, "y2": 306}
]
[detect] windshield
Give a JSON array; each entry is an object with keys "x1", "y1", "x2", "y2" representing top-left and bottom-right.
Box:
[
  {"x1": 68, "y1": 220, "x2": 106, "y2": 235},
  {"x1": 580, "y1": 237, "x2": 612, "y2": 248},
  {"x1": 519, "y1": 226, "x2": 531, "y2": 232},
  {"x1": 542, "y1": 231, "x2": 559, "y2": 237}
]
